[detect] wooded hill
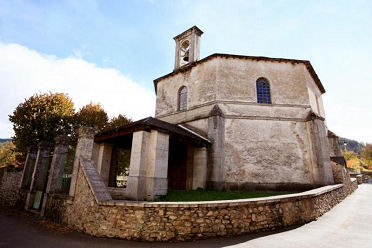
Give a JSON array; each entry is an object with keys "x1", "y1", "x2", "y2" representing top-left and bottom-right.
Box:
[
  {"x1": 338, "y1": 137, "x2": 365, "y2": 154},
  {"x1": 0, "y1": 139, "x2": 11, "y2": 144}
]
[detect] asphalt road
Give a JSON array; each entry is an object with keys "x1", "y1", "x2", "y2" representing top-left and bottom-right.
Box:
[{"x1": 0, "y1": 184, "x2": 371, "y2": 248}]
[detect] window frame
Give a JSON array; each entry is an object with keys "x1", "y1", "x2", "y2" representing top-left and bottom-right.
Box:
[
  {"x1": 256, "y1": 77, "x2": 272, "y2": 104},
  {"x1": 178, "y1": 86, "x2": 188, "y2": 111}
]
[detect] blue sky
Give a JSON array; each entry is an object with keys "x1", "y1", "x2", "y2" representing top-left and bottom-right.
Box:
[{"x1": 0, "y1": 0, "x2": 371, "y2": 143}]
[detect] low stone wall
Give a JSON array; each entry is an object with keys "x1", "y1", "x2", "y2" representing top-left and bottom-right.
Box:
[
  {"x1": 0, "y1": 166, "x2": 23, "y2": 207},
  {"x1": 362, "y1": 171, "x2": 372, "y2": 178},
  {"x1": 43, "y1": 161, "x2": 358, "y2": 242}
]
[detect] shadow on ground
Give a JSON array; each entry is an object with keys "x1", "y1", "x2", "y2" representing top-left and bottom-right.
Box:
[{"x1": 0, "y1": 207, "x2": 301, "y2": 248}]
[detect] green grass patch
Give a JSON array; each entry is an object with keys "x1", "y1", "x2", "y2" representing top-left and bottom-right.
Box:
[{"x1": 156, "y1": 189, "x2": 297, "y2": 202}]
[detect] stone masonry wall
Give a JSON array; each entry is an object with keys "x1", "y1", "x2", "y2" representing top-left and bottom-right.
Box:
[
  {"x1": 223, "y1": 119, "x2": 314, "y2": 187},
  {"x1": 43, "y1": 163, "x2": 358, "y2": 242},
  {"x1": 0, "y1": 166, "x2": 23, "y2": 207}
]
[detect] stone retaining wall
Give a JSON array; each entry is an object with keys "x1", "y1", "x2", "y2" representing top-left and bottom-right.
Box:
[
  {"x1": 43, "y1": 160, "x2": 358, "y2": 242},
  {"x1": 0, "y1": 166, "x2": 23, "y2": 207}
]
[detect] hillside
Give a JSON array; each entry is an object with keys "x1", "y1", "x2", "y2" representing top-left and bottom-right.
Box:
[
  {"x1": 0, "y1": 139, "x2": 11, "y2": 144},
  {"x1": 338, "y1": 137, "x2": 365, "y2": 154}
]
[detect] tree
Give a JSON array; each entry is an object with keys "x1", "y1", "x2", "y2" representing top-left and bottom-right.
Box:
[
  {"x1": 362, "y1": 143, "x2": 372, "y2": 169},
  {"x1": 343, "y1": 150, "x2": 357, "y2": 162},
  {"x1": 74, "y1": 103, "x2": 108, "y2": 130},
  {"x1": 0, "y1": 141, "x2": 21, "y2": 167},
  {"x1": 104, "y1": 114, "x2": 132, "y2": 131},
  {"x1": 103, "y1": 114, "x2": 132, "y2": 187},
  {"x1": 9, "y1": 92, "x2": 75, "y2": 160},
  {"x1": 338, "y1": 137, "x2": 365, "y2": 154},
  {"x1": 343, "y1": 150, "x2": 363, "y2": 172}
]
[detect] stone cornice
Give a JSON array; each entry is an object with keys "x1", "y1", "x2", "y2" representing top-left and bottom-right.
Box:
[{"x1": 173, "y1": 26, "x2": 203, "y2": 40}]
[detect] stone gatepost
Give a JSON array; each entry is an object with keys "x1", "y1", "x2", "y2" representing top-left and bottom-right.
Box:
[
  {"x1": 19, "y1": 147, "x2": 37, "y2": 190},
  {"x1": 192, "y1": 146, "x2": 207, "y2": 190},
  {"x1": 69, "y1": 127, "x2": 98, "y2": 197},
  {"x1": 96, "y1": 143, "x2": 113, "y2": 186},
  {"x1": 25, "y1": 142, "x2": 53, "y2": 210},
  {"x1": 45, "y1": 135, "x2": 69, "y2": 193},
  {"x1": 145, "y1": 130, "x2": 169, "y2": 200},
  {"x1": 40, "y1": 136, "x2": 69, "y2": 216},
  {"x1": 126, "y1": 131, "x2": 150, "y2": 200}
]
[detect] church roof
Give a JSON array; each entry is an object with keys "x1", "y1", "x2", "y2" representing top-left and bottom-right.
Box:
[
  {"x1": 95, "y1": 117, "x2": 210, "y2": 146},
  {"x1": 327, "y1": 130, "x2": 339, "y2": 138},
  {"x1": 153, "y1": 53, "x2": 325, "y2": 94}
]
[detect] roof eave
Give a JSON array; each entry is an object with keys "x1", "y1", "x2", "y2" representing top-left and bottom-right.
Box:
[{"x1": 95, "y1": 117, "x2": 210, "y2": 145}]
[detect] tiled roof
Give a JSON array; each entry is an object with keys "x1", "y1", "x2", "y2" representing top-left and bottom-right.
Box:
[{"x1": 95, "y1": 117, "x2": 210, "y2": 145}]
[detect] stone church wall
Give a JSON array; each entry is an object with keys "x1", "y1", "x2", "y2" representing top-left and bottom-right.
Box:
[
  {"x1": 155, "y1": 55, "x2": 332, "y2": 190},
  {"x1": 222, "y1": 118, "x2": 314, "y2": 189},
  {"x1": 155, "y1": 57, "x2": 322, "y2": 120},
  {"x1": 304, "y1": 66, "x2": 326, "y2": 118},
  {"x1": 155, "y1": 60, "x2": 218, "y2": 117},
  {"x1": 158, "y1": 104, "x2": 213, "y2": 130},
  {"x1": 215, "y1": 58, "x2": 310, "y2": 106}
]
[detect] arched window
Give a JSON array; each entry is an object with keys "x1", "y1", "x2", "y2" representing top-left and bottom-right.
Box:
[
  {"x1": 256, "y1": 78, "x2": 271, "y2": 104},
  {"x1": 179, "y1": 40, "x2": 190, "y2": 66},
  {"x1": 181, "y1": 40, "x2": 190, "y2": 62},
  {"x1": 178, "y1": 86, "x2": 188, "y2": 111}
]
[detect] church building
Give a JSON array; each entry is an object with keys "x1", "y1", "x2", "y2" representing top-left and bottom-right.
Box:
[{"x1": 94, "y1": 26, "x2": 335, "y2": 200}]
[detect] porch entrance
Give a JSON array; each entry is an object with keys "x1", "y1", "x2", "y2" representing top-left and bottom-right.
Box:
[
  {"x1": 168, "y1": 139, "x2": 187, "y2": 190},
  {"x1": 107, "y1": 133, "x2": 133, "y2": 188}
]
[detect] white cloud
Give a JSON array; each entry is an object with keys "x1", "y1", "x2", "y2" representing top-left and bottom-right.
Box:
[{"x1": 0, "y1": 41, "x2": 155, "y2": 138}]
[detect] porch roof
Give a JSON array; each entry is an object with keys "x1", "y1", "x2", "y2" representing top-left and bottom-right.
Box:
[{"x1": 94, "y1": 117, "x2": 211, "y2": 146}]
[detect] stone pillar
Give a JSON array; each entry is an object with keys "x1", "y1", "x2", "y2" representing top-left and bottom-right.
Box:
[
  {"x1": 25, "y1": 142, "x2": 52, "y2": 210},
  {"x1": 69, "y1": 127, "x2": 98, "y2": 197},
  {"x1": 309, "y1": 119, "x2": 334, "y2": 185},
  {"x1": 96, "y1": 143, "x2": 113, "y2": 186},
  {"x1": 328, "y1": 131, "x2": 346, "y2": 167},
  {"x1": 186, "y1": 145, "x2": 194, "y2": 190},
  {"x1": 19, "y1": 147, "x2": 37, "y2": 189},
  {"x1": 192, "y1": 146, "x2": 207, "y2": 190},
  {"x1": 207, "y1": 105, "x2": 225, "y2": 190},
  {"x1": 45, "y1": 136, "x2": 69, "y2": 193},
  {"x1": 126, "y1": 131, "x2": 150, "y2": 200},
  {"x1": 145, "y1": 130, "x2": 169, "y2": 200},
  {"x1": 328, "y1": 132, "x2": 343, "y2": 157}
]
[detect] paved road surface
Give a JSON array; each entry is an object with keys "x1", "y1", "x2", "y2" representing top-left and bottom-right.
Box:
[{"x1": 1, "y1": 184, "x2": 371, "y2": 248}]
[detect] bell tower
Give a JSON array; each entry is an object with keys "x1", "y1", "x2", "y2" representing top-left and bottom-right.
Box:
[{"x1": 174, "y1": 26, "x2": 203, "y2": 70}]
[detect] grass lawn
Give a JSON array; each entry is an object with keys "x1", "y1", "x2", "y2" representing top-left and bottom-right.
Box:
[{"x1": 156, "y1": 189, "x2": 297, "y2": 202}]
